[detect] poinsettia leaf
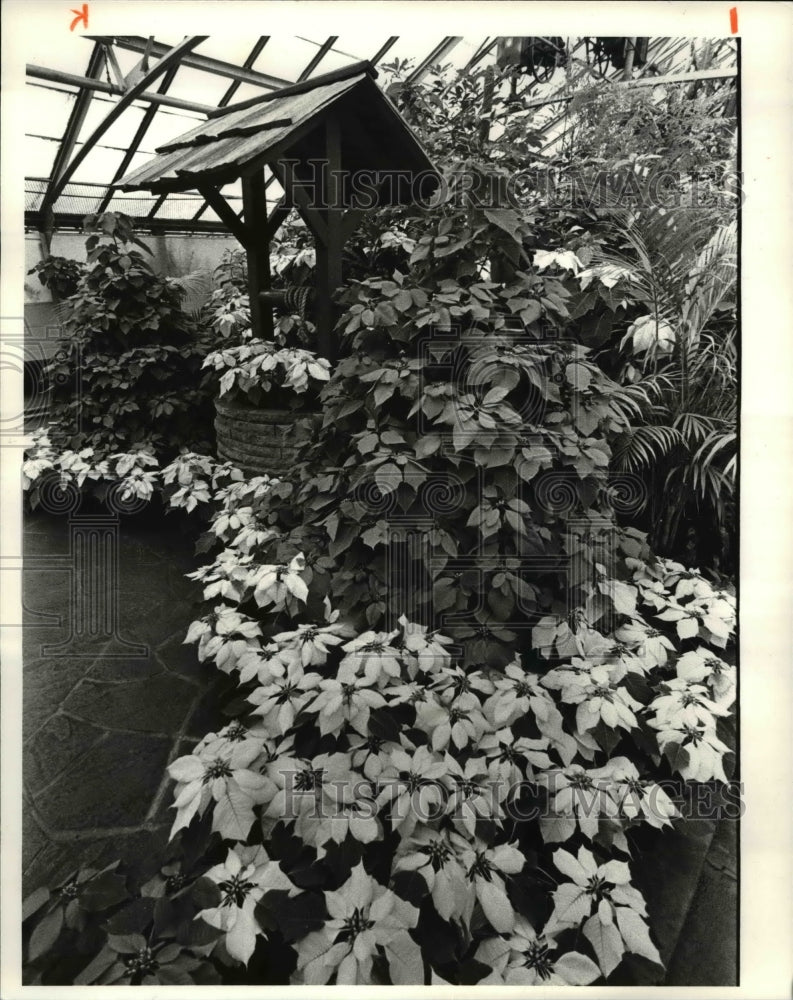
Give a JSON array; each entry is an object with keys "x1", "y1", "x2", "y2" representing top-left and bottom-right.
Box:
[
  {"x1": 540, "y1": 815, "x2": 578, "y2": 843},
  {"x1": 615, "y1": 906, "x2": 663, "y2": 966},
  {"x1": 190, "y1": 876, "x2": 221, "y2": 910},
  {"x1": 22, "y1": 887, "x2": 50, "y2": 922},
  {"x1": 212, "y1": 782, "x2": 257, "y2": 840},
  {"x1": 27, "y1": 905, "x2": 64, "y2": 961},
  {"x1": 259, "y1": 890, "x2": 327, "y2": 943},
  {"x1": 105, "y1": 896, "x2": 156, "y2": 935},
  {"x1": 107, "y1": 932, "x2": 148, "y2": 954},
  {"x1": 387, "y1": 930, "x2": 425, "y2": 985},
  {"x1": 156, "y1": 964, "x2": 195, "y2": 985},
  {"x1": 391, "y1": 870, "x2": 430, "y2": 908},
  {"x1": 79, "y1": 871, "x2": 129, "y2": 911},
  {"x1": 663, "y1": 742, "x2": 690, "y2": 774},
  {"x1": 583, "y1": 913, "x2": 625, "y2": 977},
  {"x1": 74, "y1": 944, "x2": 119, "y2": 985}
]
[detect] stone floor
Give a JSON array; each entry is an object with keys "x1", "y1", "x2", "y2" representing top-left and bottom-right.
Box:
[
  {"x1": 22, "y1": 505, "x2": 226, "y2": 895},
  {"x1": 20, "y1": 505, "x2": 737, "y2": 984}
]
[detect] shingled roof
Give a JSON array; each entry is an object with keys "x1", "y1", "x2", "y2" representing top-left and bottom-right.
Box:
[{"x1": 115, "y1": 61, "x2": 439, "y2": 202}]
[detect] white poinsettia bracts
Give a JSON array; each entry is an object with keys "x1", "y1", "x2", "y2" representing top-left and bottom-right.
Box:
[
  {"x1": 249, "y1": 553, "x2": 310, "y2": 610},
  {"x1": 247, "y1": 661, "x2": 322, "y2": 736},
  {"x1": 450, "y1": 835, "x2": 526, "y2": 933},
  {"x1": 394, "y1": 828, "x2": 469, "y2": 921},
  {"x1": 167, "y1": 741, "x2": 273, "y2": 841},
  {"x1": 294, "y1": 863, "x2": 420, "y2": 985},
  {"x1": 476, "y1": 917, "x2": 601, "y2": 985},
  {"x1": 197, "y1": 847, "x2": 297, "y2": 964},
  {"x1": 546, "y1": 846, "x2": 661, "y2": 977},
  {"x1": 676, "y1": 647, "x2": 736, "y2": 707}
]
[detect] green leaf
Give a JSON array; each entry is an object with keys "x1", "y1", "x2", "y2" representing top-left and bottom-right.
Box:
[
  {"x1": 663, "y1": 742, "x2": 690, "y2": 774},
  {"x1": 483, "y1": 207, "x2": 523, "y2": 243},
  {"x1": 75, "y1": 944, "x2": 118, "y2": 985},
  {"x1": 28, "y1": 905, "x2": 64, "y2": 961},
  {"x1": 105, "y1": 896, "x2": 156, "y2": 935},
  {"x1": 156, "y1": 964, "x2": 195, "y2": 985},
  {"x1": 107, "y1": 932, "x2": 148, "y2": 954},
  {"x1": 393, "y1": 289, "x2": 414, "y2": 312},
  {"x1": 374, "y1": 302, "x2": 398, "y2": 326},
  {"x1": 79, "y1": 871, "x2": 129, "y2": 911},
  {"x1": 375, "y1": 462, "x2": 402, "y2": 495},
  {"x1": 566, "y1": 362, "x2": 593, "y2": 391},
  {"x1": 22, "y1": 886, "x2": 50, "y2": 922}
]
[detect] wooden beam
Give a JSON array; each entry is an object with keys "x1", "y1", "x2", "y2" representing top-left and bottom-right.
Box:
[
  {"x1": 26, "y1": 64, "x2": 213, "y2": 115},
  {"x1": 42, "y1": 38, "x2": 208, "y2": 209},
  {"x1": 314, "y1": 113, "x2": 344, "y2": 361},
  {"x1": 241, "y1": 171, "x2": 274, "y2": 340},
  {"x1": 271, "y1": 159, "x2": 328, "y2": 245},
  {"x1": 197, "y1": 184, "x2": 250, "y2": 247},
  {"x1": 263, "y1": 195, "x2": 292, "y2": 242},
  {"x1": 105, "y1": 36, "x2": 289, "y2": 90}
]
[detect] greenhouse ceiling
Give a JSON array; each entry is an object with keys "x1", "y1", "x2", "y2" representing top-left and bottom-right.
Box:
[{"x1": 24, "y1": 34, "x2": 738, "y2": 237}]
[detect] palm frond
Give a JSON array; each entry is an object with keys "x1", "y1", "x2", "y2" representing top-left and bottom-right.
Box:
[{"x1": 612, "y1": 424, "x2": 687, "y2": 472}]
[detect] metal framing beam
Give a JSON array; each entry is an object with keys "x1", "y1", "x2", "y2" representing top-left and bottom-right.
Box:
[
  {"x1": 25, "y1": 210, "x2": 237, "y2": 235},
  {"x1": 26, "y1": 64, "x2": 214, "y2": 115},
  {"x1": 524, "y1": 65, "x2": 738, "y2": 113},
  {"x1": 297, "y1": 37, "x2": 339, "y2": 82},
  {"x1": 191, "y1": 37, "x2": 270, "y2": 223},
  {"x1": 406, "y1": 37, "x2": 462, "y2": 83},
  {"x1": 106, "y1": 36, "x2": 289, "y2": 91},
  {"x1": 218, "y1": 37, "x2": 270, "y2": 108},
  {"x1": 370, "y1": 37, "x2": 399, "y2": 65},
  {"x1": 40, "y1": 42, "x2": 107, "y2": 223},
  {"x1": 43, "y1": 37, "x2": 209, "y2": 210},
  {"x1": 96, "y1": 59, "x2": 182, "y2": 215}
]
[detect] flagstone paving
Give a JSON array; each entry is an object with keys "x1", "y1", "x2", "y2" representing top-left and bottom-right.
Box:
[{"x1": 22, "y1": 507, "x2": 226, "y2": 896}]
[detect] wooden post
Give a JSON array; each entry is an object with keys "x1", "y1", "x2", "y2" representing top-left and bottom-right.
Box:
[
  {"x1": 315, "y1": 113, "x2": 344, "y2": 361},
  {"x1": 241, "y1": 170, "x2": 274, "y2": 340}
]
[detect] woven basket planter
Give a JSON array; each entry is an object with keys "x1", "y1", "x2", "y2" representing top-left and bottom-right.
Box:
[{"x1": 215, "y1": 397, "x2": 320, "y2": 479}]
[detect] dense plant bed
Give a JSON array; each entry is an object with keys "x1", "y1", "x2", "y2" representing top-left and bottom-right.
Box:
[
  {"x1": 20, "y1": 57, "x2": 737, "y2": 986},
  {"x1": 22, "y1": 449, "x2": 735, "y2": 986}
]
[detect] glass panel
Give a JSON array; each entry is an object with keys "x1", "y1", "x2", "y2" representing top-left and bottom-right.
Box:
[{"x1": 25, "y1": 136, "x2": 57, "y2": 181}]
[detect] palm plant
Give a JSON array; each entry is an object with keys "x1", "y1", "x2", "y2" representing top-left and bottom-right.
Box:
[{"x1": 592, "y1": 207, "x2": 737, "y2": 568}]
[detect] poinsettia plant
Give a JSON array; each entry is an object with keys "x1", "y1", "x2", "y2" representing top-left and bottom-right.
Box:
[{"x1": 202, "y1": 339, "x2": 331, "y2": 409}]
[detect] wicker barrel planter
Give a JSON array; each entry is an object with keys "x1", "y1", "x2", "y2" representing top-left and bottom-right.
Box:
[{"x1": 215, "y1": 397, "x2": 320, "y2": 479}]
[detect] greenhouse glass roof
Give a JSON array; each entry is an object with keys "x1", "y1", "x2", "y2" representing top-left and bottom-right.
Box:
[{"x1": 23, "y1": 34, "x2": 737, "y2": 235}]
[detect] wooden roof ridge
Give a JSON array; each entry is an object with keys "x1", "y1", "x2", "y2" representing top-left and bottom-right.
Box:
[{"x1": 206, "y1": 59, "x2": 379, "y2": 119}]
